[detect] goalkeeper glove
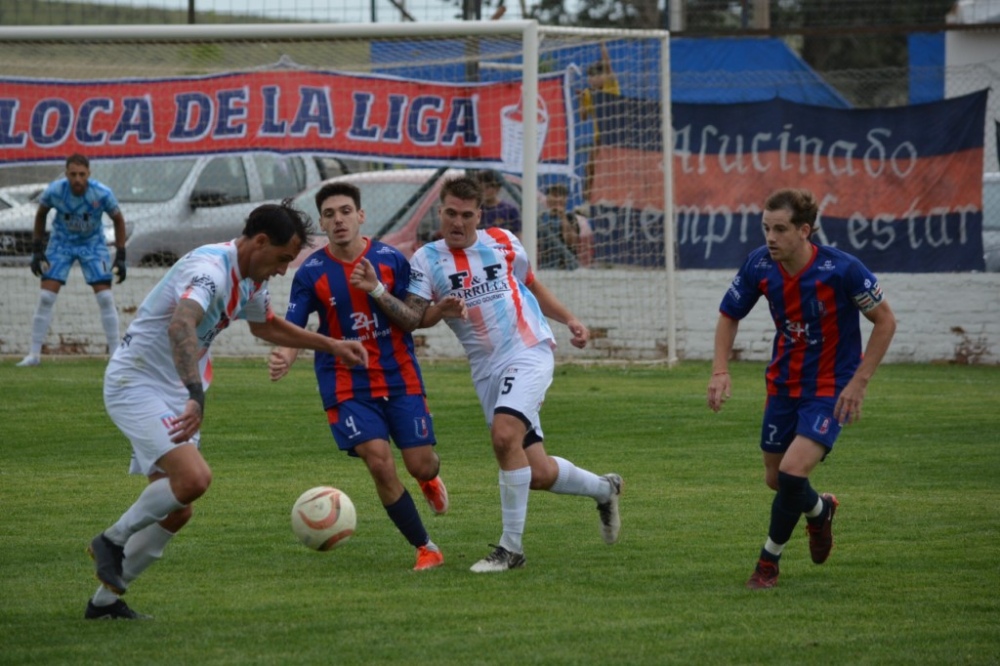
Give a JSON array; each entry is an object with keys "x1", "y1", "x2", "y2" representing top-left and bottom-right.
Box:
[
  {"x1": 113, "y1": 247, "x2": 127, "y2": 283},
  {"x1": 30, "y1": 239, "x2": 48, "y2": 278}
]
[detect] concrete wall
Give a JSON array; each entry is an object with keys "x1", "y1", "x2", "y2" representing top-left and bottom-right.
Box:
[{"x1": 2, "y1": 267, "x2": 997, "y2": 365}]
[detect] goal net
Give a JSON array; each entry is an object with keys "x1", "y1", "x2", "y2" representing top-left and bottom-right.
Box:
[{"x1": 0, "y1": 22, "x2": 674, "y2": 362}]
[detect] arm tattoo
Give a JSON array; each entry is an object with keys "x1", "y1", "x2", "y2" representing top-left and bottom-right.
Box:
[
  {"x1": 168, "y1": 299, "x2": 205, "y2": 385},
  {"x1": 375, "y1": 292, "x2": 430, "y2": 332}
]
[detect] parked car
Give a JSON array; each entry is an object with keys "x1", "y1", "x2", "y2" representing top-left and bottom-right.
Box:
[
  {"x1": 0, "y1": 184, "x2": 47, "y2": 260},
  {"x1": 289, "y1": 167, "x2": 532, "y2": 266},
  {"x1": 983, "y1": 172, "x2": 1000, "y2": 272},
  {"x1": 0, "y1": 153, "x2": 361, "y2": 267},
  {"x1": 0, "y1": 183, "x2": 45, "y2": 208}
]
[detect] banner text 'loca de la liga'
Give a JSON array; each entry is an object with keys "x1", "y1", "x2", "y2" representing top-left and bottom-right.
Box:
[
  {"x1": 589, "y1": 90, "x2": 987, "y2": 272},
  {"x1": 0, "y1": 69, "x2": 572, "y2": 175}
]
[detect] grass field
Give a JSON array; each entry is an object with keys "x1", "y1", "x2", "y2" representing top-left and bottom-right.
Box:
[{"x1": 1, "y1": 358, "x2": 998, "y2": 665}]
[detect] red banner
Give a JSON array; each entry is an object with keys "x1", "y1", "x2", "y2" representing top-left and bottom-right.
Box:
[{"x1": 0, "y1": 70, "x2": 571, "y2": 174}]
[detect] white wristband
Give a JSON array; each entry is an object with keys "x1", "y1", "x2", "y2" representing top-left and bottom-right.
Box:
[{"x1": 368, "y1": 282, "x2": 386, "y2": 299}]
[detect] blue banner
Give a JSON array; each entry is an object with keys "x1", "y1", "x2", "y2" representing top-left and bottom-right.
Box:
[{"x1": 588, "y1": 91, "x2": 988, "y2": 272}]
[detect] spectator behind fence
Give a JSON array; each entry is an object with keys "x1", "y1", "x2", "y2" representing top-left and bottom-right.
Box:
[
  {"x1": 579, "y1": 44, "x2": 621, "y2": 202},
  {"x1": 475, "y1": 170, "x2": 522, "y2": 238},
  {"x1": 537, "y1": 184, "x2": 593, "y2": 270}
]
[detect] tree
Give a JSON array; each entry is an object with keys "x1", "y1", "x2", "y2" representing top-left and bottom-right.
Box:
[{"x1": 534, "y1": 0, "x2": 660, "y2": 28}]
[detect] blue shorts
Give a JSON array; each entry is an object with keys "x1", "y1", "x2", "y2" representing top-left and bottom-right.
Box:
[
  {"x1": 44, "y1": 233, "x2": 113, "y2": 285},
  {"x1": 325, "y1": 394, "x2": 436, "y2": 456},
  {"x1": 760, "y1": 395, "x2": 842, "y2": 454}
]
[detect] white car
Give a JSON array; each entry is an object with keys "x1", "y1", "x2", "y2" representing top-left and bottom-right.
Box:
[
  {"x1": 0, "y1": 183, "x2": 46, "y2": 260},
  {"x1": 983, "y1": 172, "x2": 1000, "y2": 272},
  {"x1": 0, "y1": 153, "x2": 356, "y2": 266},
  {"x1": 0, "y1": 183, "x2": 45, "y2": 208}
]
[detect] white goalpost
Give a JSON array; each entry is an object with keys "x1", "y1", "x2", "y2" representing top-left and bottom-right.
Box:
[{"x1": 0, "y1": 21, "x2": 675, "y2": 363}]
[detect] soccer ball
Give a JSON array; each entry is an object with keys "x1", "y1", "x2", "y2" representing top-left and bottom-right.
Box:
[{"x1": 290, "y1": 486, "x2": 356, "y2": 551}]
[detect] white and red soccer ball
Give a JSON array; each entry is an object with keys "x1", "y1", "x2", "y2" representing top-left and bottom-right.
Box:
[{"x1": 290, "y1": 486, "x2": 356, "y2": 551}]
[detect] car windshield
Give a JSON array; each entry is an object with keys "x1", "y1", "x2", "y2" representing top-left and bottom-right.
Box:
[
  {"x1": 294, "y1": 179, "x2": 426, "y2": 237},
  {"x1": 8, "y1": 189, "x2": 40, "y2": 205},
  {"x1": 90, "y1": 158, "x2": 197, "y2": 203}
]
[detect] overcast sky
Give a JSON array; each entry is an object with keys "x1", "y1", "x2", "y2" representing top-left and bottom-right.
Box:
[{"x1": 69, "y1": 0, "x2": 527, "y2": 24}]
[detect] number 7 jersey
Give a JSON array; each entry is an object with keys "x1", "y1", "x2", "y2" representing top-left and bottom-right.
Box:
[{"x1": 408, "y1": 228, "x2": 555, "y2": 379}]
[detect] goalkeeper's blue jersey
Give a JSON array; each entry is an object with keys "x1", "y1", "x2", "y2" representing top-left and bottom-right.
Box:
[
  {"x1": 719, "y1": 243, "x2": 885, "y2": 399},
  {"x1": 40, "y1": 177, "x2": 120, "y2": 243}
]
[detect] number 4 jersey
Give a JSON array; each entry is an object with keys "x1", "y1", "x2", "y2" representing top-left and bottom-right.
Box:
[{"x1": 286, "y1": 238, "x2": 426, "y2": 409}]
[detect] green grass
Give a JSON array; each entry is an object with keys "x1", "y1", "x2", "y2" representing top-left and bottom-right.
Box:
[{"x1": 1, "y1": 359, "x2": 998, "y2": 665}]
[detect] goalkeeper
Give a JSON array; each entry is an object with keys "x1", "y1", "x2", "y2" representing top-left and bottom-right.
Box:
[{"x1": 16, "y1": 153, "x2": 128, "y2": 366}]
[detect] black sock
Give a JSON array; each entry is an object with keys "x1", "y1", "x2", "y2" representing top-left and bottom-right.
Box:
[
  {"x1": 385, "y1": 489, "x2": 428, "y2": 549},
  {"x1": 768, "y1": 471, "x2": 809, "y2": 545},
  {"x1": 759, "y1": 548, "x2": 780, "y2": 564}
]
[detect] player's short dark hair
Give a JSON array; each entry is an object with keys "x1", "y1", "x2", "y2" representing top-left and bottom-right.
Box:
[
  {"x1": 65, "y1": 153, "x2": 89, "y2": 169},
  {"x1": 546, "y1": 183, "x2": 569, "y2": 197},
  {"x1": 765, "y1": 188, "x2": 819, "y2": 237},
  {"x1": 441, "y1": 176, "x2": 483, "y2": 207},
  {"x1": 243, "y1": 199, "x2": 315, "y2": 247},
  {"x1": 314, "y1": 181, "x2": 361, "y2": 214}
]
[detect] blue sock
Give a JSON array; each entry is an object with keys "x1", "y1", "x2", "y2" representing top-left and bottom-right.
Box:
[{"x1": 385, "y1": 490, "x2": 428, "y2": 548}]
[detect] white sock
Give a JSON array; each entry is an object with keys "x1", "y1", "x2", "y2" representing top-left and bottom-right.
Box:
[
  {"x1": 763, "y1": 538, "x2": 786, "y2": 557},
  {"x1": 29, "y1": 290, "x2": 58, "y2": 357},
  {"x1": 91, "y1": 523, "x2": 176, "y2": 607},
  {"x1": 549, "y1": 456, "x2": 610, "y2": 501},
  {"x1": 123, "y1": 522, "x2": 175, "y2": 583},
  {"x1": 95, "y1": 290, "x2": 120, "y2": 351},
  {"x1": 497, "y1": 467, "x2": 531, "y2": 555},
  {"x1": 105, "y1": 478, "x2": 184, "y2": 546},
  {"x1": 91, "y1": 584, "x2": 119, "y2": 607},
  {"x1": 805, "y1": 496, "x2": 824, "y2": 518}
]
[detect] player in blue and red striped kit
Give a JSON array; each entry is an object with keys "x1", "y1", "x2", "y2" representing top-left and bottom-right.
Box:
[
  {"x1": 707, "y1": 188, "x2": 896, "y2": 589},
  {"x1": 269, "y1": 182, "x2": 449, "y2": 572}
]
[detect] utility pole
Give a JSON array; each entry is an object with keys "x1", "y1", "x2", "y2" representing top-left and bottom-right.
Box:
[
  {"x1": 463, "y1": 0, "x2": 481, "y2": 82},
  {"x1": 668, "y1": 0, "x2": 685, "y2": 33},
  {"x1": 188, "y1": 0, "x2": 195, "y2": 24},
  {"x1": 752, "y1": 0, "x2": 770, "y2": 29}
]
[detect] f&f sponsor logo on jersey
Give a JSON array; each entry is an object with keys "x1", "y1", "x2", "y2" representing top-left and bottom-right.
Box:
[{"x1": 446, "y1": 263, "x2": 510, "y2": 306}]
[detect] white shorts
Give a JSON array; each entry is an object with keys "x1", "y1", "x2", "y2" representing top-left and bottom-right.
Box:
[
  {"x1": 474, "y1": 343, "x2": 553, "y2": 441},
  {"x1": 104, "y1": 371, "x2": 201, "y2": 476}
]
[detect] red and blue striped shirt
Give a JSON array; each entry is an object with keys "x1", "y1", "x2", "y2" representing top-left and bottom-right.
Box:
[
  {"x1": 720, "y1": 243, "x2": 884, "y2": 398},
  {"x1": 285, "y1": 239, "x2": 425, "y2": 409}
]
